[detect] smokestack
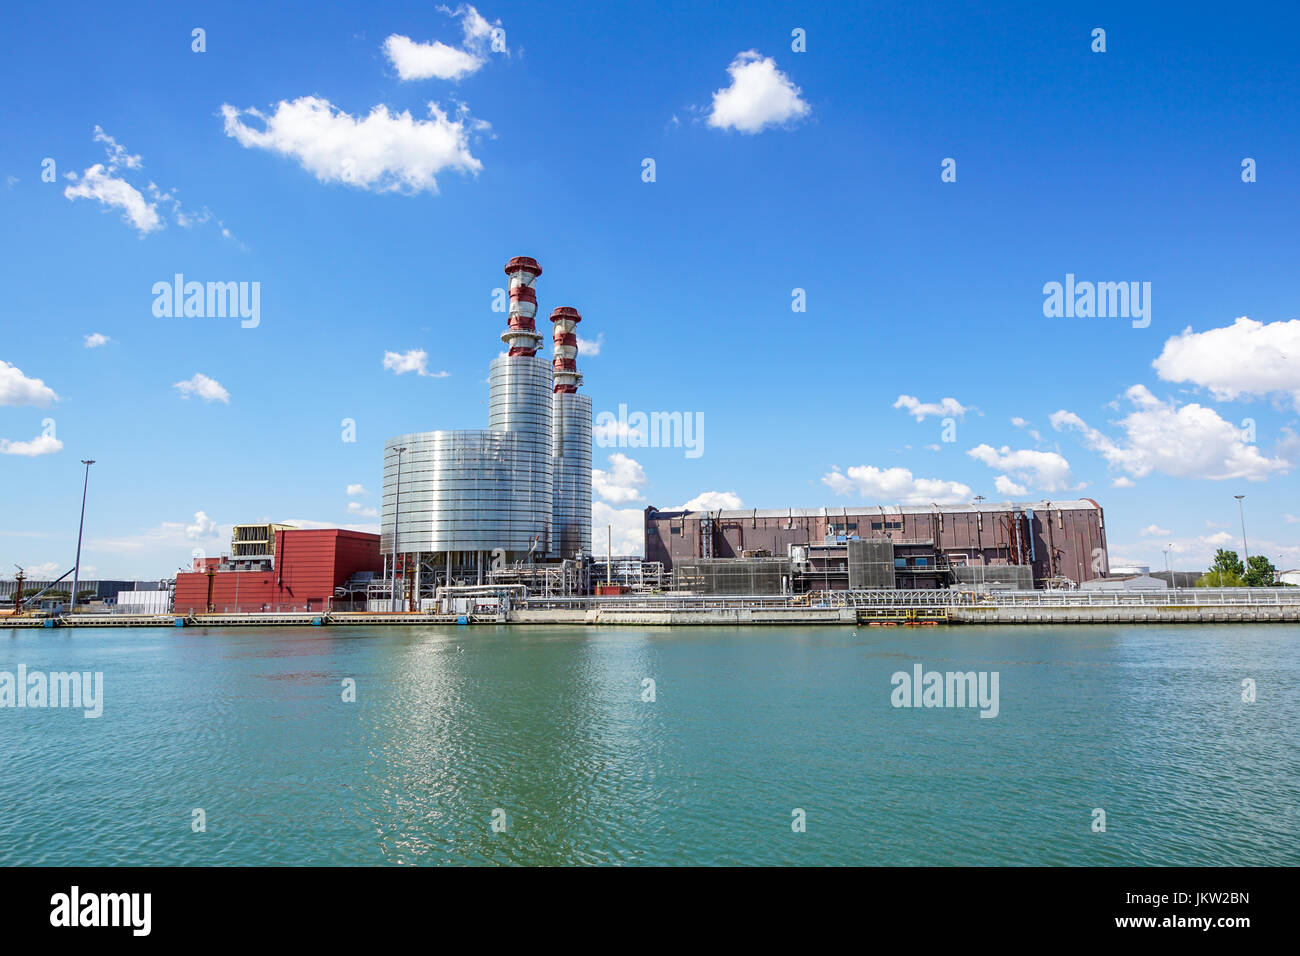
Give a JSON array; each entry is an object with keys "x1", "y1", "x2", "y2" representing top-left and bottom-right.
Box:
[
  {"x1": 549, "y1": 306, "x2": 582, "y2": 393},
  {"x1": 502, "y1": 256, "x2": 543, "y2": 356}
]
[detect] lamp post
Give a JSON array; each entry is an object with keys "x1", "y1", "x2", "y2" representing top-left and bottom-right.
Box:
[
  {"x1": 1234, "y1": 495, "x2": 1250, "y2": 565},
  {"x1": 390, "y1": 446, "x2": 407, "y2": 612},
  {"x1": 70, "y1": 459, "x2": 95, "y2": 614}
]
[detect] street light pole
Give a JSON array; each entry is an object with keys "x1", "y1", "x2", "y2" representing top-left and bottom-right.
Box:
[
  {"x1": 391, "y1": 446, "x2": 407, "y2": 612},
  {"x1": 70, "y1": 459, "x2": 95, "y2": 615},
  {"x1": 1234, "y1": 495, "x2": 1250, "y2": 565}
]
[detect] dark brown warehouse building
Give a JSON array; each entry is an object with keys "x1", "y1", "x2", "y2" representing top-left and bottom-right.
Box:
[{"x1": 644, "y1": 499, "x2": 1109, "y2": 592}]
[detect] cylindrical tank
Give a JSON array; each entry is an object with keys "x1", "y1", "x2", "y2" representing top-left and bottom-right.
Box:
[
  {"x1": 552, "y1": 390, "x2": 592, "y2": 558},
  {"x1": 381, "y1": 428, "x2": 553, "y2": 556},
  {"x1": 487, "y1": 353, "x2": 554, "y2": 555}
]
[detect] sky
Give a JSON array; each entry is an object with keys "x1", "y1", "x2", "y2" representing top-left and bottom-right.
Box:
[{"x1": 1, "y1": 0, "x2": 1298, "y2": 579}]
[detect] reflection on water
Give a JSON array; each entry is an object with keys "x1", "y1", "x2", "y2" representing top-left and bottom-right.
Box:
[{"x1": 0, "y1": 624, "x2": 1296, "y2": 865}]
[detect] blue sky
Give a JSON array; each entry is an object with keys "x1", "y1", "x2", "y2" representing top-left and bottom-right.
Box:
[{"x1": 2, "y1": 0, "x2": 1298, "y2": 578}]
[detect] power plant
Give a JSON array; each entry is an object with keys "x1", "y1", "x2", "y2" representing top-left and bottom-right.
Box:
[
  {"x1": 154, "y1": 255, "x2": 1130, "y2": 618},
  {"x1": 644, "y1": 499, "x2": 1109, "y2": 593},
  {"x1": 379, "y1": 257, "x2": 593, "y2": 607}
]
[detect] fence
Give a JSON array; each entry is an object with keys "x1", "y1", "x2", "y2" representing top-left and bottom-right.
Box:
[{"x1": 526, "y1": 587, "x2": 1300, "y2": 611}]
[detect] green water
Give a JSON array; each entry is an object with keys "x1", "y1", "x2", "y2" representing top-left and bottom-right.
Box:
[{"x1": 0, "y1": 624, "x2": 1295, "y2": 865}]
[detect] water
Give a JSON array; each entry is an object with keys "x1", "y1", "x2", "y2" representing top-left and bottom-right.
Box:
[{"x1": 1, "y1": 624, "x2": 1295, "y2": 866}]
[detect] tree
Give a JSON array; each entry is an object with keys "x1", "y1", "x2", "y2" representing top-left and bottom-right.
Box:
[
  {"x1": 1196, "y1": 549, "x2": 1245, "y2": 587},
  {"x1": 1243, "y1": 555, "x2": 1276, "y2": 588}
]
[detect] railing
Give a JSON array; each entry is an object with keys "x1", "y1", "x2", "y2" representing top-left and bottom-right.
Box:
[
  {"x1": 975, "y1": 587, "x2": 1300, "y2": 607},
  {"x1": 524, "y1": 587, "x2": 1300, "y2": 611},
  {"x1": 200, "y1": 604, "x2": 325, "y2": 614},
  {"x1": 525, "y1": 594, "x2": 808, "y2": 610}
]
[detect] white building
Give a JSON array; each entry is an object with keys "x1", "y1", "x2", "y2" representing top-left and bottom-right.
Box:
[{"x1": 1080, "y1": 574, "x2": 1168, "y2": 591}]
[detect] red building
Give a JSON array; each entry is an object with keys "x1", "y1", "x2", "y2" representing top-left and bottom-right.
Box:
[{"x1": 174, "y1": 528, "x2": 381, "y2": 613}]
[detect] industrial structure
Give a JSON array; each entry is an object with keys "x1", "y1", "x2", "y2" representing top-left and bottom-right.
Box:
[
  {"x1": 380, "y1": 257, "x2": 593, "y2": 607},
  {"x1": 173, "y1": 526, "x2": 380, "y2": 613},
  {"x1": 645, "y1": 499, "x2": 1109, "y2": 593}
]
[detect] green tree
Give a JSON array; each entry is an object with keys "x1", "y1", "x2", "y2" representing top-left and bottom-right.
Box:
[
  {"x1": 1243, "y1": 554, "x2": 1276, "y2": 588},
  {"x1": 1195, "y1": 549, "x2": 1246, "y2": 587}
]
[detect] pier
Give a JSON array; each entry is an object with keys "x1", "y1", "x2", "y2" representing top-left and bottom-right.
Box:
[{"x1": 3, "y1": 587, "x2": 1297, "y2": 628}]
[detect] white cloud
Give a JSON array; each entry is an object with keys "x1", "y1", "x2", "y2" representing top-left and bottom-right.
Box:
[
  {"x1": 0, "y1": 433, "x2": 63, "y2": 457},
  {"x1": 64, "y1": 163, "x2": 161, "y2": 235},
  {"x1": 383, "y1": 349, "x2": 448, "y2": 377},
  {"x1": 707, "y1": 51, "x2": 810, "y2": 134},
  {"x1": 347, "y1": 484, "x2": 369, "y2": 496},
  {"x1": 1011, "y1": 416, "x2": 1028, "y2": 427},
  {"x1": 173, "y1": 373, "x2": 230, "y2": 403},
  {"x1": 64, "y1": 126, "x2": 220, "y2": 237},
  {"x1": 677, "y1": 491, "x2": 743, "y2": 511},
  {"x1": 1139, "y1": 524, "x2": 1172, "y2": 537},
  {"x1": 83, "y1": 332, "x2": 110, "y2": 348},
  {"x1": 0, "y1": 361, "x2": 58, "y2": 406},
  {"x1": 592, "y1": 417, "x2": 644, "y2": 445},
  {"x1": 1051, "y1": 385, "x2": 1288, "y2": 482},
  {"x1": 1104, "y1": 526, "x2": 1300, "y2": 575},
  {"x1": 821, "y1": 465, "x2": 973, "y2": 505},
  {"x1": 967, "y1": 444, "x2": 1076, "y2": 492},
  {"x1": 89, "y1": 514, "x2": 229, "y2": 561},
  {"x1": 993, "y1": 475, "x2": 1027, "y2": 497},
  {"x1": 384, "y1": 35, "x2": 483, "y2": 81},
  {"x1": 347, "y1": 502, "x2": 379, "y2": 518},
  {"x1": 221, "y1": 97, "x2": 484, "y2": 194},
  {"x1": 92, "y1": 126, "x2": 142, "y2": 169},
  {"x1": 186, "y1": 511, "x2": 216, "y2": 539},
  {"x1": 1112, "y1": 476, "x2": 1135, "y2": 488},
  {"x1": 592, "y1": 501, "x2": 645, "y2": 556},
  {"x1": 592, "y1": 453, "x2": 647, "y2": 503},
  {"x1": 383, "y1": 5, "x2": 504, "y2": 81},
  {"x1": 576, "y1": 333, "x2": 603, "y2": 357},
  {"x1": 1153, "y1": 316, "x2": 1300, "y2": 408},
  {"x1": 894, "y1": 394, "x2": 968, "y2": 421}
]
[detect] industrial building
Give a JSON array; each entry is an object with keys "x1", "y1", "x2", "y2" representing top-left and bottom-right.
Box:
[
  {"x1": 645, "y1": 500, "x2": 1109, "y2": 592},
  {"x1": 380, "y1": 257, "x2": 593, "y2": 607},
  {"x1": 173, "y1": 526, "x2": 380, "y2": 613},
  {"x1": 0, "y1": 578, "x2": 166, "y2": 611}
]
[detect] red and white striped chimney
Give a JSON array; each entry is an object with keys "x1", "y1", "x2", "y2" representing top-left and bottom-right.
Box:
[
  {"x1": 549, "y1": 306, "x2": 582, "y2": 392},
  {"x1": 502, "y1": 256, "x2": 543, "y2": 356}
]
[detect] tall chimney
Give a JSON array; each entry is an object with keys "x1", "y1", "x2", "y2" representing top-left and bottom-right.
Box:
[
  {"x1": 502, "y1": 256, "x2": 543, "y2": 356},
  {"x1": 549, "y1": 306, "x2": 582, "y2": 392}
]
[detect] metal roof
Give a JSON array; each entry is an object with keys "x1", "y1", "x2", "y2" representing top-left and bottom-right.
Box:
[{"x1": 649, "y1": 499, "x2": 1101, "y2": 520}]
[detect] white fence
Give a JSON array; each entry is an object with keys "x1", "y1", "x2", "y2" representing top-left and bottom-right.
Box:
[{"x1": 527, "y1": 587, "x2": 1300, "y2": 611}]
